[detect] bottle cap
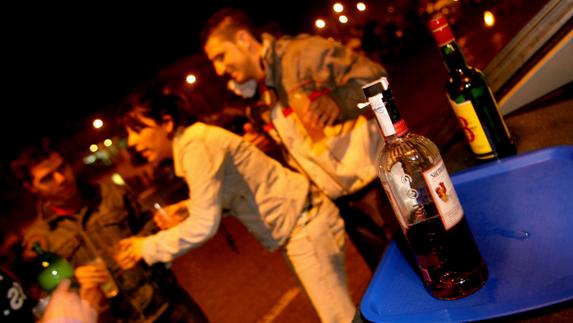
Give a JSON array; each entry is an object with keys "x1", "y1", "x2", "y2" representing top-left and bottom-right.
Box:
[
  {"x1": 362, "y1": 77, "x2": 389, "y2": 98},
  {"x1": 428, "y1": 16, "x2": 455, "y2": 46}
]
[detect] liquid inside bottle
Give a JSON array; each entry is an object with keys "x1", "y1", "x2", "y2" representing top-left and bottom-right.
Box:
[{"x1": 363, "y1": 77, "x2": 488, "y2": 300}]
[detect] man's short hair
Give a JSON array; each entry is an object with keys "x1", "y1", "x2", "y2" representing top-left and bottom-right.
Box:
[
  {"x1": 200, "y1": 7, "x2": 261, "y2": 48},
  {"x1": 11, "y1": 139, "x2": 61, "y2": 184}
]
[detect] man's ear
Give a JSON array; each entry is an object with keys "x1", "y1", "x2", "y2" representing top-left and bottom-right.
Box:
[
  {"x1": 236, "y1": 29, "x2": 253, "y2": 51},
  {"x1": 162, "y1": 115, "x2": 174, "y2": 134},
  {"x1": 23, "y1": 182, "x2": 37, "y2": 194}
]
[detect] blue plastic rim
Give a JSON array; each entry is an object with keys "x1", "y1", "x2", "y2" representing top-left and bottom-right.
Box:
[{"x1": 360, "y1": 146, "x2": 573, "y2": 322}]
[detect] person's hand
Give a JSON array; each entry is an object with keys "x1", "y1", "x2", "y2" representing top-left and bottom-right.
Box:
[
  {"x1": 74, "y1": 262, "x2": 108, "y2": 289},
  {"x1": 22, "y1": 234, "x2": 48, "y2": 261},
  {"x1": 243, "y1": 123, "x2": 274, "y2": 152},
  {"x1": 306, "y1": 94, "x2": 341, "y2": 128},
  {"x1": 116, "y1": 237, "x2": 145, "y2": 270},
  {"x1": 153, "y1": 202, "x2": 188, "y2": 230},
  {"x1": 42, "y1": 278, "x2": 98, "y2": 323}
]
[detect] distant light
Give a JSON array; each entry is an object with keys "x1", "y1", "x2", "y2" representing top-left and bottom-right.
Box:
[
  {"x1": 333, "y1": 3, "x2": 344, "y2": 13},
  {"x1": 339, "y1": 15, "x2": 349, "y2": 24},
  {"x1": 83, "y1": 155, "x2": 97, "y2": 165},
  {"x1": 315, "y1": 19, "x2": 326, "y2": 29},
  {"x1": 185, "y1": 74, "x2": 197, "y2": 84},
  {"x1": 484, "y1": 11, "x2": 495, "y2": 27},
  {"x1": 111, "y1": 173, "x2": 126, "y2": 186},
  {"x1": 104, "y1": 139, "x2": 113, "y2": 147},
  {"x1": 357, "y1": 2, "x2": 366, "y2": 11},
  {"x1": 93, "y1": 119, "x2": 103, "y2": 129},
  {"x1": 89, "y1": 144, "x2": 98, "y2": 152}
]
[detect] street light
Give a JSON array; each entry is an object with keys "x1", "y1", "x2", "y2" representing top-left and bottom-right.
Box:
[
  {"x1": 186, "y1": 74, "x2": 197, "y2": 84},
  {"x1": 357, "y1": 3, "x2": 366, "y2": 12},
  {"x1": 333, "y1": 3, "x2": 344, "y2": 13},
  {"x1": 484, "y1": 11, "x2": 495, "y2": 27},
  {"x1": 93, "y1": 119, "x2": 103, "y2": 129},
  {"x1": 339, "y1": 15, "x2": 349, "y2": 24},
  {"x1": 315, "y1": 19, "x2": 326, "y2": 29}
]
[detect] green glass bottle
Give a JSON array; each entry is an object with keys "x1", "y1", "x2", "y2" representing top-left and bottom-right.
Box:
[
  {"x1": 428, "y1": 16, "x2": 516, "y2": 161},
  {"x1": 32, "y1": 243, "x2": 74, "y2": 293}
]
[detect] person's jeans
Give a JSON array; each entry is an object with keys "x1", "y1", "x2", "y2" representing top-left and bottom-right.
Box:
[{"x1": 282, "y1": 191, "x2": 356, "y2": 323}]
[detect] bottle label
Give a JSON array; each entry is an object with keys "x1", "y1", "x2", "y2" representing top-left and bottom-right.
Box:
[
  {"x1": 448, "y1": 98, "x2": 493, "y2": 156},
  {"x1": 422, "y1": 159, "x2": 463, "y2": 230},
  {"x1": 367, "y1": 93, "x2": 396, "y2": 137}
]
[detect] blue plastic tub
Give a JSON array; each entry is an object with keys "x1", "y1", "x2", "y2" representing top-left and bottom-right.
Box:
[{"x1": 360, "y1": 145, "x2": 573, "y2": 322}]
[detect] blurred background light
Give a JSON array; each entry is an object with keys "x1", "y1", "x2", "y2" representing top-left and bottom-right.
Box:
[
  {"x1": 333, "y1": 3, "x2": 344, "y2": 13},
  {"x1": 484, "y1": 11, "x2": 496, "y2": 27},
  {"x1": 186, "y1": 74, "x2": 197, "y2": 84},
  {"x1": 93, "y1": 119, "x2": 103, "y2": 129}
]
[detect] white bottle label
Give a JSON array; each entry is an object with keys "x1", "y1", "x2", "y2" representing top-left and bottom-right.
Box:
[
  {"x1": 367, "y1": 93, "x2": 396, "y2": 137},
  {"x1": 422, "y1": 159, "x2": 463, "y2": 230}
]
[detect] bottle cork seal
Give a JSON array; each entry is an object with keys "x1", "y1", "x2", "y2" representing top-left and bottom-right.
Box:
[{"x1": 428, "y1": 16, "x2": 455, "y2": 47}]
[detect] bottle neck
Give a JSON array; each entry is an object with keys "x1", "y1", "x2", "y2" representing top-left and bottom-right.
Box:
[
  {"x1": 32, "y1": 242, "x2": 44, "y2": 256},
  {"x1": 440, "y1": 40, "x2": 469, "y2": 74},
  {"x1": 368, "y1": 89, "x2": 409, "y2": 139}
]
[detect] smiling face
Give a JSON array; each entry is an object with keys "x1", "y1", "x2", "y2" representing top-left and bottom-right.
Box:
[
  {"x1": 204, "y1": 31, "x2": 264, "y2": 84},
  {"x1": 25, "y1": 152, "x2": 78, "y2": 205},
  {"x1": 125, "y1": 110, "x2": 174, "y2": 164}
]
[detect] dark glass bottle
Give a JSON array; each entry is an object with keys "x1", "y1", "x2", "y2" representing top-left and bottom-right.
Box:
[
  {"x1": 362, "y1": 77, "x2": 488, "y2": 300},
  {"x1": 428, "y1": 16, "x2": 516, "y2": 161},
  {"x1": 32, "y1": 243, "x2": 74, "y2": 293}
]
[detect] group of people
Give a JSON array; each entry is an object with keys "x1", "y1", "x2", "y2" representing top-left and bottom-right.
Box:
[{"x1": 4, "y1": 7, "x2": 398, "y2": 323}]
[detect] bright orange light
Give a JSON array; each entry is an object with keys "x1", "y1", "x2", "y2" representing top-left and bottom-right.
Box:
[
  {"x1": 333, "y1": 3, "x2": 344, "y2": 13},
  {"x1": 339, "y1": 15, "x2": 349, "y2": 24},
  {"x1": 357, "y1": 3, "x2": 366, "y2": 11},
  {"x1": 186, "y1": 74, "x2": 197, "y2": 84},
  {"x1": 89, "y1": 144, "x2": 98, "y2": 152},
  {"x1": 93, "y1": 119, "x2": 103, "y2": 129},
  {"x1": 104, "y1": 139, "x2": 113, "y2": 147},
  {"x1": 484, "y1": 11, "x2": 495, "y2": 27},
  {"x1": 315, "y1": 19, "x2": 326, "y2": 29}
]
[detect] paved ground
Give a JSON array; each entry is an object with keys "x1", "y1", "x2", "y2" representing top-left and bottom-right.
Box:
[{"x1": 171, "y1": 215, "x2": 372, "y2": 323}]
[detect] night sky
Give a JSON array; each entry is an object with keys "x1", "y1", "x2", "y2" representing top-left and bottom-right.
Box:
[{"x1": 3, "y1": 2, "x2": 323, "y2": 150}]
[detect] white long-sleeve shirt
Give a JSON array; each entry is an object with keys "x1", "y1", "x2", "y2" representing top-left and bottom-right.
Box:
[{"x1": 142, "y1": 123, "x2": 309, "y2": 264}]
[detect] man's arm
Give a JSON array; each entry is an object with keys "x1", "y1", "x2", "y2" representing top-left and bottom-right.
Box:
[
  {"x1": 117, "y1": 140, "x2": 225, "y2": 267},
  {"x1": 282, "y1": 35, "x2": 388, "y2": 122}
]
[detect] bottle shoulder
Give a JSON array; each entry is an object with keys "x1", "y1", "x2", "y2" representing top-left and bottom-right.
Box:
[
  {"x1": 447, "y1": 67, "x2": 488, "y2": 98},
  {"x1": 379, "y1": 133, "x2": 441, "y2": 173}
]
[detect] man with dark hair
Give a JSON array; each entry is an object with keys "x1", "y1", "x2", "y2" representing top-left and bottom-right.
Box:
[
  {"x1": 201, "y1": 8, "x2": 398, "y2": 270},
  {"x1": 11, "y1": 140, "x2": 208, "y2": 322}
]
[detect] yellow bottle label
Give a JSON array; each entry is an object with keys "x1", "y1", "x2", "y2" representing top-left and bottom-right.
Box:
[{"x1": 448, "y1": 98, "x2": 493, "y2": 156}]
